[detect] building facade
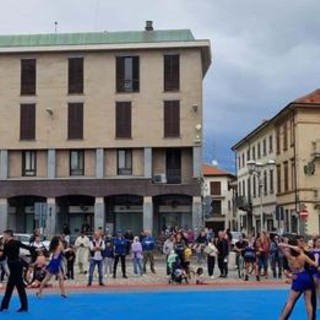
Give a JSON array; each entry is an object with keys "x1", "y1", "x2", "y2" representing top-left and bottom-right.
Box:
[
  {"x1": 202, "y1": 164, "x2": 236, "y2": 233},
  {"x1": 232, "y1": 89, "x2": 320, "y2": 235},
  {"x1": 0, "y1": 22, "x2": 211, "y2": 237}
]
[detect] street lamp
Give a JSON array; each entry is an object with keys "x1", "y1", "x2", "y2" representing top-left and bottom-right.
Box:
[{"x1": 247, "y1": 159, "x2": 276, "y2": 232}]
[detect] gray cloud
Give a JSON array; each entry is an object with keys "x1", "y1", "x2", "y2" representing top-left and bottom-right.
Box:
[{"x1": 1, "y1": 0, "x2": 319, "y2": 172}]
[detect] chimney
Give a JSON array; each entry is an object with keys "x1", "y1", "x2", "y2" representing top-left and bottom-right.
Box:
[{"x1": 145, "y1": 20, "x2": 154, "y2": 31}]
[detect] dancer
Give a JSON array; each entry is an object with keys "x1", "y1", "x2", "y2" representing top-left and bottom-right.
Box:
[
  {"x1": 0, "y1": 230, "x2": 34, "y2": 312},
  {"x1": 37, "y1": 236, "x2": 66, "y2": 298},
  {"x1": 279, "y1": 240, "x2": 318, "y2": 320},
  {"x1": 311, "y1": 237, "x2": 320, "y2": 306}
]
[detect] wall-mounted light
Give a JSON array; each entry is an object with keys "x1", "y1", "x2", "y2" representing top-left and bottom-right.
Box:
[
  {"x1": 46, "y1": 108, "x2": 54, "y2": 116},
  {"x1": 195, "y1": 123, "x2": 202, "y2": 131},
  {"x1": 192, "y1": 104, "x2": 198, "y2": 113}
]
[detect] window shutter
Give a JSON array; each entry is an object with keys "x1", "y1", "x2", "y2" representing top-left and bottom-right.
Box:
[
  {"x1": 68, "y1": 103, "x2": 83, "y2": 139},
  {"x1": 68, "y1": 58, "x2": 84, "y2": 94},
  {"x1": 132, "y1": 57, "x2": 140, "y2": 91},
  {"x1": 164, "y1": 101, "x2": 180, "y2": 137},
  {"x1": 116, "y1": 57, "x2": 125, "y2": 92},
  {"x1": 116, "y1": 102, "x2": 131, "y2": 138},
  {"x1": 164, "y1": 55, "x2": 179, "y2": 91},
  {"x1": 21, "y1": 59, "x2": 36, "y2": 95},
  {"x1": 210, "y1": 182, "x2": 221, "y2": 195},
  {"x1": 20, "y1": 104, "x2": 36, "y2": 140}
]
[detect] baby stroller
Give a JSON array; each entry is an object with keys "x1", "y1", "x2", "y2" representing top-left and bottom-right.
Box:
[{"x1": 168, "y1": 255, "x2": 188, "y2": 285}]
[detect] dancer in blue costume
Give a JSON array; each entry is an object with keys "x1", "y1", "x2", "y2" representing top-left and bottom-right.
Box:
[
  {"x1": 279, "y1": 240, "x2": 318, "y2": 320},
  {"x1": 311, "y1": 237, "x2": 320, "y2": 307},
  {"x1": 36, "y1": 237, "x2": 66, "y2": 298}
]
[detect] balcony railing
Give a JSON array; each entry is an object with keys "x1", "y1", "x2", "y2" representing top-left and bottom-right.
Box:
[{"x1": 166, "y1": 169, "x2": 181, "y2": 184}]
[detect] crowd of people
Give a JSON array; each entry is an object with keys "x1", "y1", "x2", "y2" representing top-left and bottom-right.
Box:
[{"x1": 2, "y1": 226, "x2": 320, "y2": 318}]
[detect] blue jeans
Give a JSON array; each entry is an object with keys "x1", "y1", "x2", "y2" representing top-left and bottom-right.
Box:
[
  {"x1": 133, "y1": 258, "x2": 143, "y2": 275},
  {"x1": 88, "y1": 259, "x2": 104, "y2": 285}
]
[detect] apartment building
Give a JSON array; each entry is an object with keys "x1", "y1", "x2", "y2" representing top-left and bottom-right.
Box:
[
  {"x1": 232, "y1": 89, "x2": 320, "y2": 235},
  {"x1": 0, "y1": 22, "x2": 211, "y2": 237},
  {"x1": 201, "y1": 164, "x2": 236, "y2": 233},
  {"x1": 232, "y1": 121, "x2": 277, "y2": 234}
]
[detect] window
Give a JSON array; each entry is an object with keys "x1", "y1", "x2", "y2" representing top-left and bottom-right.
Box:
[
  {"x1": 210, "y1": 181, "x2": 221, "y2": 196},
  {"x1": 118, "y1": 149, "x2": 132, "y2": 175},
  {"x1": 164, "y1": 101, "x2": 180, "y2": 137},
  {"x1": 252, "y1": 146, "x2": 256, "y2": 160},
  {"x1": 290, "y1": 118, "x2": 294, "y2": 146},
  {"x1": 70, "y1": 150, "x2": 84, "y2": 176},
  {"x1": 238, "y1": 156, "x2": 241, "y2": 170},
  {"x1": 22, "y1": 151, "x2": 36, "y2": 176},
  {"x1": 269, "y1": 169, "x2": 274, "y2": 194},
  {"x1": 166, "y1": 148, "x2": 181, "y2": 184},
  {"x1": 247, "y1": 148, "x2": 250, "y2": 162},
  {"x1": 257, "y1": 142, "x2": 261, "y2": 159},
  {"x1": 116, "y1": 102, "x2": 131, "y2": 138},
  {"x1": 263, "y1": 170, "x2": 267, "y2": 195},
  {"x1": 247, "y1": 178, "x2": 251, "y2": 199},
  {"x1": 276, "y1": 128, "x2": 280, "y2": 155},
  {"x1": 283, "y1": 123, "x2": 288, "y2": 151},
  {"x1": 242, "y1": 153, "x2": 245, "y2": 168},
  {"x1": 284, "y1": 161, "x2": 289, "y2": 191},
  {"x1": 242, "y1": 180, "x2": 245, "y2": 197},
  {"x1": 164, "y1": 54, "x2": 179, "y2": 91},
  {"x1": 253, "y1": 175, "x2": 257, "y2": 198},
  {"x1": 211, "y1": 200, "x2": 222, "y2": 215},
  {"x1": 291, "y1": 159, "x2": 295, "y2": 190},
  {"x1": 68, "y1": 103, "x2": 83, "y2": 139},
  {"x1": 263, "y1": 138, "x2": 267, "y2": 156},
  {"x1": 277, "y1": 165, "x2": 281, "y2": 193},
  {"x1": 21, "y1": 59, "x2": 36, "y2": 95},
  {"x1": 269, "y1": 135, "x2": 273, "y2": 153},
  {"x1": 68, "y1": 58, "x2": 83, "y2": 94},
  {"x1": 238, "y1": 182, "x2": 241, "y2": 196},
  {"x1": 20, "y1": 104, "x2": 36, "y2": 140},
  {"x1": 116, "y1": 56, "x2": 139, "y2": 92}
]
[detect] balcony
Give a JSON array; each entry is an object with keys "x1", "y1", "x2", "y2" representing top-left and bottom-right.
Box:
[
  {"x1": 166, "y1": 169, "x2": 181, "y2": 184},
  {"x1": 236, "y1": 196, "x2": 252, "y2": 212}
]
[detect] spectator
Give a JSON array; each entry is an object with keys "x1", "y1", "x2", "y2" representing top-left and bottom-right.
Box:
[
  {"x1": 87, "y1": 231, "x2": 105, "y2": 286},
  {"x1": 74, "y1": 232, "x2": 90, "y2": 274},
  {"x1": 142, "y1": 230, "x2": 156, "y2": 274},
  {"x1": 216, "y1": 231, "x2": 229, "y2": 278},
  {"x1": 131, "y1": 236, "x2": 143, "y2": 276},
  {"x1": 103, "y1": 234, "x2": 114, "y2": 278},
  {"x1": 113, "y1": 231, "x2": 127, "y2": 279}
]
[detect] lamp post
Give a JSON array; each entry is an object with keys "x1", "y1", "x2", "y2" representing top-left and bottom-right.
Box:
[{"x1": 247, "y1": 159, "x2": 276, "y2": 232}]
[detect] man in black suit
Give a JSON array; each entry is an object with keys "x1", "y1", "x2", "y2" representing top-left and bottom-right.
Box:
[{"x1": 0, "y1": 229, "x2": 33, "y2": 312}]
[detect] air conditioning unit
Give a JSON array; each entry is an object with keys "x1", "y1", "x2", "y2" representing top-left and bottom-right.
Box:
[{"x1": 152, "y1": 174, "x2": 167, "y2": 184}]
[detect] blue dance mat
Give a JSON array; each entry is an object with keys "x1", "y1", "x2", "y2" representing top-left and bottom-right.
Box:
[{"x1": 0, "y1": 288, "x2": 313, "y2": 319}]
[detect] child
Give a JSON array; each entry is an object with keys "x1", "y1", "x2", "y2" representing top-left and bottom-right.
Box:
[
  {"x1": 65, "y1": 244, "x2": 76, "y2": 280},
  {"x1": 195, "y1": 267, "x2": 205, "y2": 285},
  {"x1": 184, "y1": 244, "x2": 193, "y2": 279}
]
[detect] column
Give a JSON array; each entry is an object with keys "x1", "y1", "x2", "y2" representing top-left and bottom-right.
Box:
[
  {"x1": 143, "y1": 196, "x2": 153, "y2": 233},
  {"x1": 192, "y1": 196, "x2": 202, "y2": 230},
  {"x1": 47, "y1": 149, "x2": 56, "y2": 179},
  {"x1": 94, "y1": 197, "x2": 105, "y2": 230},
  {"x1": 46, "y1": 198, "x2": 57, "y2": 237},
  {"x1": 96, "y1": 148, "x2": 104, "y2": 179},
  {"x1": 193, "y1": 146, "x2": 202, "y2": 178},
  {"x1": 0, "y1": 198, "x2": 8, "y2": 232},
  {"x1": 144, "y1": 148, "x2": 152, "y2": 178},
  {"x1": 0, "y1": 150, "x2": 8, "y2": 179}
]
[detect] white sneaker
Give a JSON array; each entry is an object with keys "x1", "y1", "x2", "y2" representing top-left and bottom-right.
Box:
[{"x1": 210, "y1": 275, "x2": 215, "y2": 279}]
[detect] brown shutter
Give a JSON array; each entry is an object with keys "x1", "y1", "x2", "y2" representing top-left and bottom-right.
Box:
[
  {"x1": 132, "y1": 56, "x2": 140, "y2": 91},
  {"x1": 116, "y1": 102, "x2": 131, "y2": 138},
  {"x1": 164, "y1": 101, "x2": 180, "y2": 137},
  {"x1": 116, "y1": 57, "x2": 125, "y2": 92},
  {"x1": 21, "y1": 59, "x2": 36, "y2": 95},
  {"x1": 20, "y1": 104, "x2": 36, "y2": 140},
  {"x1": 68, "y1": 58, "x2": 84, "y2": 94},
  {"x1": 164, "y1": 55, "x2": 179, "y2": 91},
  {"x1": 68, "y1": 103, "x2": 83, "y2": 139},
  {"x1": 210, "y1": 182, "x2": 221, "y2": 195}
]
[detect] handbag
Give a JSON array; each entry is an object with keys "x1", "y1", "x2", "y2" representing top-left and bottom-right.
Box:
[{"x1": 204, "y1": 245, "x2": 214, "y2": 255}]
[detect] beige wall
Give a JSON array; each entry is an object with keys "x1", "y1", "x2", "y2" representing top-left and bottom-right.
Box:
[
  {"x1": 56, "y1": 150, "x2": 69, "y2": 177},
  {"x1": 0, "y1": 48, "x2": 203, "y2": 150},
  {"x1": 8, "y1": 151, "x2": 22, "y2": 178},
  {"x1": 37, "y1": 151, "x2": 47, "y2": 177}
]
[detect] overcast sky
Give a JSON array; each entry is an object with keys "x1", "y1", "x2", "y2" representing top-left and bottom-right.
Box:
[{"x1": 1, "y1": 0, "x2": 319, "y2": 173}]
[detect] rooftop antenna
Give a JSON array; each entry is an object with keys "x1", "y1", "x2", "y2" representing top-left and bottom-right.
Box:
[{"x1": 54, "y1": 21, "x2": 58, "y2": 34}]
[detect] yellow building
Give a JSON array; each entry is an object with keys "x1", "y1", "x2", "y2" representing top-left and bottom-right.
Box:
[
  {"x1": 0, "y1": 22, "x2": 211, "y2": 237},
  {"x1": 232, "y1": 89, "x2": 320, "y2": 235}
]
